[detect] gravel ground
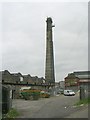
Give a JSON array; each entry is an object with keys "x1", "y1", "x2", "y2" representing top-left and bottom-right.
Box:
[{"x1": 12, "y1": 94, "x2": 88, "y2": 118}]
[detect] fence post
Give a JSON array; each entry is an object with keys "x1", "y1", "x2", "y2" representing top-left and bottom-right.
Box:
[
  {"x1": 80, "y1": 86, "x2": 85, "y2": 100},
  {"x1": 2, "y1": 85, "x2": 12, "y2": 114}
]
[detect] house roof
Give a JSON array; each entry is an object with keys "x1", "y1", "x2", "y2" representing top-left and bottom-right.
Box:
[
  {"x1": 0, "y1": 70, "x2": 11, "y2": 75},
  {"x1": 74, "y1": 71, "x2": 90, "y2": 79},
  {"x1": 74, "y1": 71, "x2": 90, "y2": 75},
  {"x1": 75, "y1": 74, "x2": 90, "y2": 79},
  {"x1": 65, "y1": 71, "x2": 90, "y2": 80},
  {"x1": 11, "y1": 72, "x2": 23, "y2": 77}
]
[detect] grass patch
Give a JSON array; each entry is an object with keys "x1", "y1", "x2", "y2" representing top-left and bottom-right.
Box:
[
  {"x1": 75, "y1": 98, "x2": 90, "y2": 106},
  {"x1": 3, "y1": 108, "x2": 19, "y2": 118}
]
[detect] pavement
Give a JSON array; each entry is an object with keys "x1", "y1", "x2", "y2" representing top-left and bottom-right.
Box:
[
  {"x1": 66, "y1": 105, "x2": 88, "y2": 118},
  {"x1": 12, "y1": 94, "x2": 89, "y2": 118}
]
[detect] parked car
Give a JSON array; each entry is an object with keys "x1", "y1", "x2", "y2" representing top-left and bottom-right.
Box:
[{"x1": 64, "y1": 90, "x2": 75, "y2": 96}]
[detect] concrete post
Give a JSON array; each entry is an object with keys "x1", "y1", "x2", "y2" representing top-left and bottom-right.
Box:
[{"x1": 80, "y1": 86, "x2": 85, "y2": 100}]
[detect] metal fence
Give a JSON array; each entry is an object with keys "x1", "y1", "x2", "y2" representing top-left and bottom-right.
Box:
[{"x1": 80, "y1": 84, "x2": 90, "y2": 100}]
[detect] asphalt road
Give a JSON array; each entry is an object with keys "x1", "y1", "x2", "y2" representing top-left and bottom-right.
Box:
[{"x1": 12, "y1": 94, "x2": 88, "y2": 118}]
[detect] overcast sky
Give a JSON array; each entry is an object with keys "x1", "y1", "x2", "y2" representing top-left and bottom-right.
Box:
[{"x1": 1, "y1": 1, "x2": 88, "y2": 82}]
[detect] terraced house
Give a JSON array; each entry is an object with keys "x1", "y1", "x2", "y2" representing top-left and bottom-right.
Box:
[{"x1": 1, "y1": 70, "x2": 45, "y2": 98}]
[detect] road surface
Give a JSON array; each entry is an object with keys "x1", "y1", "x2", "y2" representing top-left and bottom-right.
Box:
[{"x1": 12, "y1": 94, "x2": 88, "y2": 118}]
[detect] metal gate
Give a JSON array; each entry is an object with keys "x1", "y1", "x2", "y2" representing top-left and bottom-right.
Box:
[{"x1": 2, "y1": 85, "x2": 12, "y2": 114}]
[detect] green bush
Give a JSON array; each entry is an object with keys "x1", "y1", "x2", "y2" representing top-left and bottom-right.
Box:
[
  {"x1": 3, "y1": 108, "x2": 19, "y2": 118},
  {"x1": 31, "y1": 91, "x2": 40, "y2": 100},
  {"x1": 21, "y1": 92, "x2": 31, "y2": 100},
  {"x1": 21, "y1": 91, "x2": 40, "y2": 100}
]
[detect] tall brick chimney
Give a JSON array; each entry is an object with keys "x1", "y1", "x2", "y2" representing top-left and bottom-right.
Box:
[{"x1": 45, "y1": 17, "x2": 55, "y2": 84}]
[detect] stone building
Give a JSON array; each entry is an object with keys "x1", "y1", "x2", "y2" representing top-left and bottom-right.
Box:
[
  {"x1": 79, "y1": 76, "x2": 90, "y2": 98},
  {"x1": 1, "y1": 70, "x2": 46, "y2": 98},
  {"x1": 59, "y1": 81, "x2": 65, "y2": 89},
  {"x1": 1, "y1": 70, "x2": 14, "y2": 83},
  {"x1": 23, "y1": 74, "x2": 33, "y2": 84},
  {"x1": 65, "y1": 73, "x2": 79, "y2": 91},
  {"x1": 11, "y1": 72, "x2": 24, "y2": 84},
  {"x1": 65, "y1": 71, "x2": 90, "y2": 92},
  {"x1": 1, "y1": 70, "x2": 45, "y2": 85}
]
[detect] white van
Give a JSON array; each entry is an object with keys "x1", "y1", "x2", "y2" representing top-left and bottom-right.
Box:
[{"x1": 64, "y1": 90, "x2": 75, "y2": 96}]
